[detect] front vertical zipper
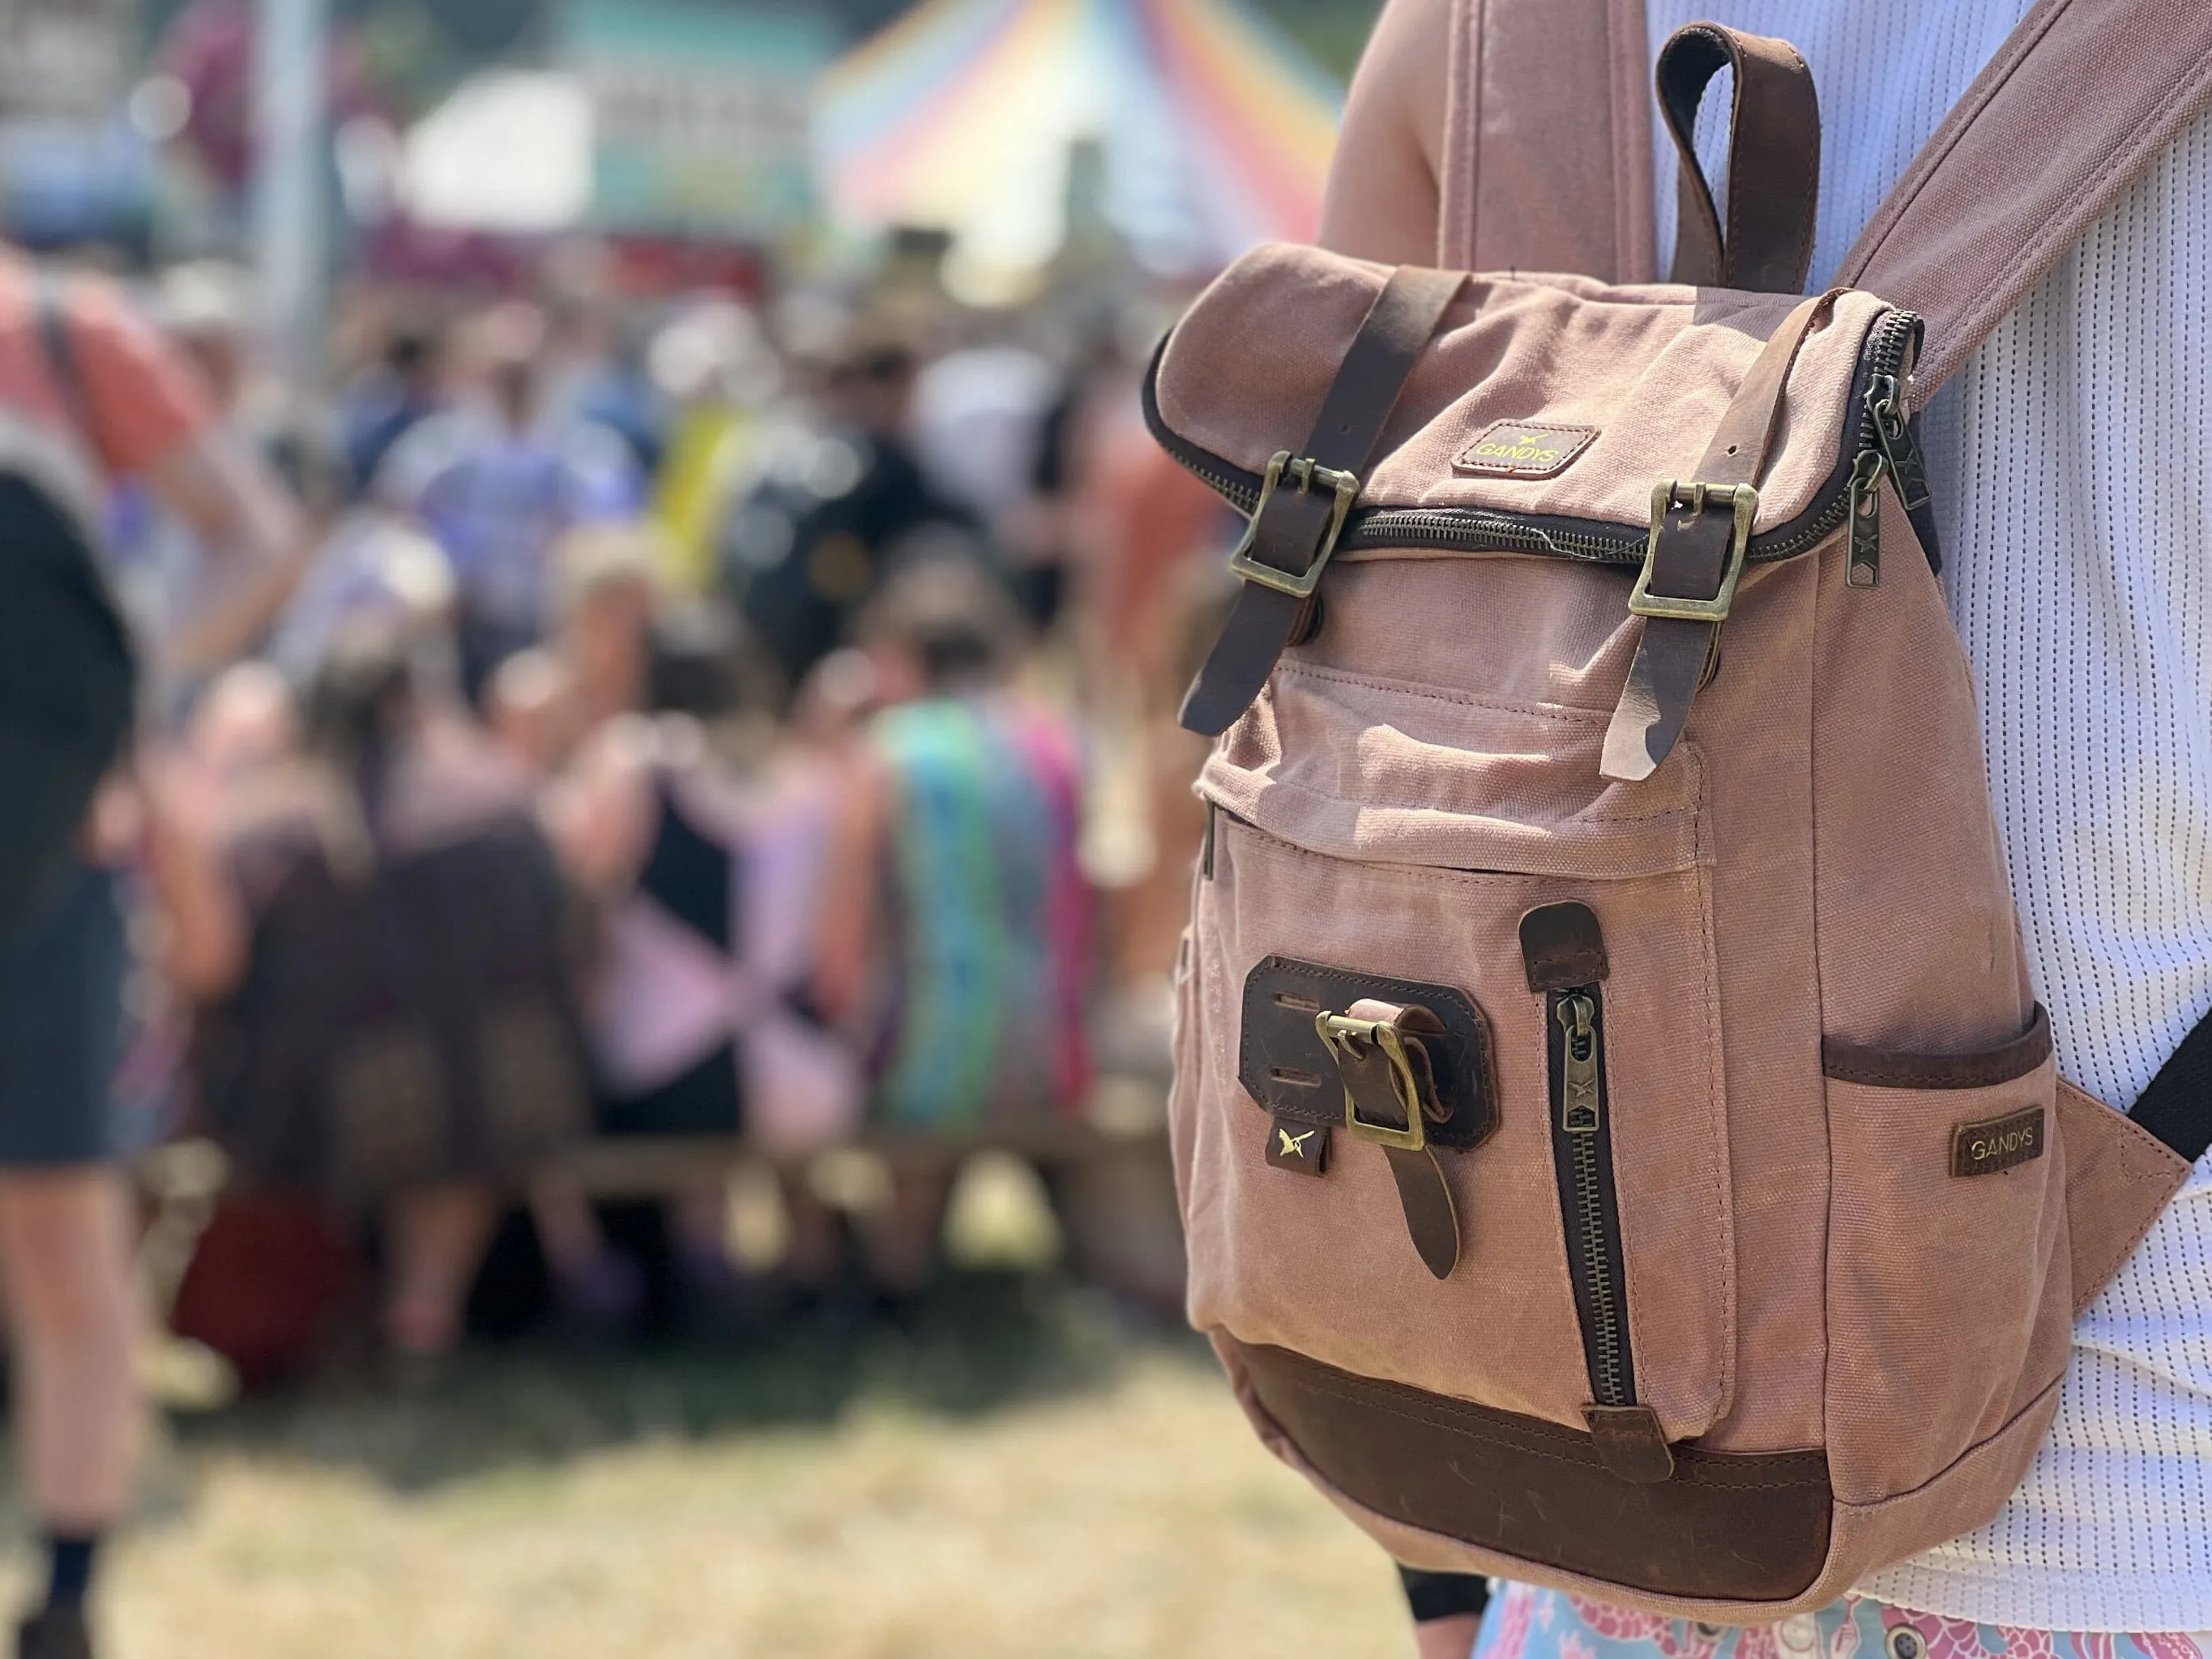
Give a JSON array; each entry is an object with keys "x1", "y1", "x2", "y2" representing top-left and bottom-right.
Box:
[{"x1": 1548, "y1": 987, "x2": 1636, "y2": 1410}]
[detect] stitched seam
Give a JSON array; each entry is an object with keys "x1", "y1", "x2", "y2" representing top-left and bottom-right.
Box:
[
  {"x1": 1237, "y1": 955, "x2": 1497, "y2": 1146},
  {"x1": 1922, "y1": 63, "x2": 2212, "y2": 390},
  {"x1": 1838, "y1": 0, "x2": 2073, "y2": 284},
  {"x1": 1222, "y1": 812, "x2": 1701, "y2": 888},
  {"x1": 1262, "y1": 1366, "x2": 1829, "y2": 1491},
  {"x1": 1784, "y1": 48, "x2": 1817, "y2": 288},
  {"x1": 1215, "y1": 769, "x2": 1705, "y2": 838},
  {"x1": 1821, "y1": 1017, "x2": 2052, "y2": 1090},
  {"x1": 1275, "y1": 661, "x2": 1615, "y2": 723}
]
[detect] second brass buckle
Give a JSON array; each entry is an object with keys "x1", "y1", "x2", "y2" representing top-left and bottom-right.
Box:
[
  {"x1": 1629, "y1": 480, "x2": 1758, "y2": 623},
  {"x1": 1315, "y1": 1012, "x2": 1427, "y2": 1152},
  {"x1": 1225, "y1": 450, "x2": 1361, "y2": 599}
]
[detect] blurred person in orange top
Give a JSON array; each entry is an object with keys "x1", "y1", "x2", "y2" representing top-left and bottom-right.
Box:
[{"x1": 0, "y1": 254, "x2": 305, "y2": 1659}]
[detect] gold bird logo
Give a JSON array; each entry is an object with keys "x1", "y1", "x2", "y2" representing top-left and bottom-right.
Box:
[{"x1": 1277, "y1": 1127, "x2": 1317, "y2": 1158}]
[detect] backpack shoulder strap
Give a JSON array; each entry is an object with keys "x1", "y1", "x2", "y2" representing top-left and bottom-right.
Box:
[
  {"x1": 1840, "y1": 0, "x2": 2212, "y2": 399},
  {"x1": 1440, "y1": 0, "x2": 1655, "y2": 281},
  {"x1": 28, "y1": 271, "x2": 100, "y2": 456}
]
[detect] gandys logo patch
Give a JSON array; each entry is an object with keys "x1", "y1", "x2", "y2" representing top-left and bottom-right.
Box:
[
  {"x1": 1951, "y1": 1106, "x2": 2046, "y2": 1179},
  {"x1": 1454, "y1": 420, "x2": 1599, "y2": 480}
]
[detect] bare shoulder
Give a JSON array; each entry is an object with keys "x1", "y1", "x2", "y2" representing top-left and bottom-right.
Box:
[{"x1": 1318, "y1": 0, "x2": 1455, "y2": 265}]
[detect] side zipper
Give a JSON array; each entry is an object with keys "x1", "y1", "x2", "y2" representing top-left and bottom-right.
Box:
[{"x1": 1844, "y1": 329, "x2": 1940, "y2": 588}]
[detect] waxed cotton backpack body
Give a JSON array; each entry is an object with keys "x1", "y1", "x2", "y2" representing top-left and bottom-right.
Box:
[{"x1": 1155, "y1": 15, "x2": 2212, "y2": 1623}]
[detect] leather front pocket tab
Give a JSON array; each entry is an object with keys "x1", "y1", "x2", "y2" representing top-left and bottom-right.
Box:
[{"x1": 1239, "y1": 956, "x2": 1500, "y2": 1149}]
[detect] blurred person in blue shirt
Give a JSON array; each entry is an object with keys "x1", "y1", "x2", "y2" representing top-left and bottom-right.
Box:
[
  {"x1": 339, "y1": 314, "x2": 448, "y2": 498},
  {"x1": 376, "y1": 304, "x2": 643, "y2": 702}
]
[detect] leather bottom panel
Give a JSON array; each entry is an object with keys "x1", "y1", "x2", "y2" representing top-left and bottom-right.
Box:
[{"x1": 1234, "y1": 1340, "x2": 1832, "y2": 1602}]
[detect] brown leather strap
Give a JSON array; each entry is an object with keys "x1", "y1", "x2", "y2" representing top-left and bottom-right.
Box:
[
  {"x1": 1338, "y1": 998, "x2": 1461, "y2": 1281},
  {"x1": 1602, "y1": 292, "x2": 1837, "y2": 782},
  {"x1": 1179, "y1": 267, "x2": 1464, "y2": 737},
  {"x1": 1841, "y1": 0, "x2": 2212, "y2": 401},
  {"x1": 1657, "y1": 25, "x2": 1821, "y2": 294}
]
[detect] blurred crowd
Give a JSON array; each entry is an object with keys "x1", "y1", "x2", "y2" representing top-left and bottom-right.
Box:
[{"x1": 108, "y1": 258, "x2": 1236, "y2": 1380}]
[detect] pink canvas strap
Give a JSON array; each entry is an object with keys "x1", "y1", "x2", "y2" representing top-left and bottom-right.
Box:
[
  {"x1": 1840, "y1": 0, "x2": 2212, "y2": 400},
  {"x1": 1440, "y1": 0, "x2": 1655, "y2": 280}
]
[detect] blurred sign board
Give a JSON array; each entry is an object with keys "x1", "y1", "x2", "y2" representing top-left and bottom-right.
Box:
[
  {"x1": 0, "y1": 0, "x2": 127, "y2": 124},
  {"x1": 565, "y1": 0, "x2": 835, "y2": 240}
]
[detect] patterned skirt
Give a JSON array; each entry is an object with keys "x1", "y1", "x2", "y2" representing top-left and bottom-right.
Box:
[{"x1": 1473, "y1": 1585, "x2": 2210, "y2": 1659}]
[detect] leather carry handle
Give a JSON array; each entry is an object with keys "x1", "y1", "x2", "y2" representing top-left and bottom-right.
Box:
[
  {"x1": 1658, "y1": 24, "x2": 1821, "y2": 295},
  {"x1": 1178, "y1": 266, "x2": 1464, "y2": 738}
]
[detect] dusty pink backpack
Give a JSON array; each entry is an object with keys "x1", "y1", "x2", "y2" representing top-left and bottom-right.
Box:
[{"x1": 1155, "y1": 6, "x2": 2212, "y2": 1622}]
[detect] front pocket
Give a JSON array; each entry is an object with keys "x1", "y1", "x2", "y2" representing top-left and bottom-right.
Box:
[
  {"x1": 1177, "y1": 668, "x2": 1735, "y2": 1444},
  {"x1": 1822, "y1": 1021, "x2": 2069, "y2": 1504}
]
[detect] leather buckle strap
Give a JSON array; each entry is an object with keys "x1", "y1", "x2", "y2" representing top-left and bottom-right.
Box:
[
  {"x1": 1317, "y1": 1009, "x2": 1434, "y2": 1153},
  {"x1": 1603, "y1": 292, "x2": 1837, "y2": 783},
  {"x1": 1178, "y1": 265, "x2": 1463, "y2": 738},
  {"x1": 1225, "y1": 451, "x2": 1362, "y2": 599},
  {"x1": 1629, "y1": 481, "x2": 1757, "y2": 622},
  {"x1": 1316, "y1": 999, "x2": 1461, "y2": 1280}
]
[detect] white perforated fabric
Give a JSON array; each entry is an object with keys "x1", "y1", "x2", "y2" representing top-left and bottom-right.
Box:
[{"x1": 1646, "y1": 0, "x2": 2212, "y2": 1630}]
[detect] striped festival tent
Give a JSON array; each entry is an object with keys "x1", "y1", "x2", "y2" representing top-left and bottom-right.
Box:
[{"x1": 816, "y1": 0, "x2": 1342, "y2": 287}]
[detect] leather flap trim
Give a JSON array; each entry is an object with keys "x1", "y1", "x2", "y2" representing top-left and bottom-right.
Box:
[
  {"x1": 1230, "y1": 1339, "x2": 1831, "y2": 1603},
  {"x1": 1239, "y1": 956, "x2": 1499, "y2": 1149},
  {"x1": 1822, "y1": 1004, "x2": 2052, "y2": 1090}
]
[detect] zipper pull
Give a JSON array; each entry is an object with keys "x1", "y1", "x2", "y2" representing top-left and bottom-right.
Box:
[
  {"x1": 1557, "y1": 993, "x2": 1600, "y2": 1133},
  {"x1": 1866, "y1": 373, "x2": 1932, "y2": 516},
  {"x1": 1847, "y1": 448, "x2": 1887, "y2": 589}
]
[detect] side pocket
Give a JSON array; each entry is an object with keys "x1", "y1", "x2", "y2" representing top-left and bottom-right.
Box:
[
  {"x1": 1822, "y1": 1013, "x2": 2068, "y2": 1505},
  {"x1": 2056, "y1": 1077, "x2": 2193, "y2": 1316}
]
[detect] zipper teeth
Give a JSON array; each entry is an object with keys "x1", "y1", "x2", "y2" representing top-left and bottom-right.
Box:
[
  {"x1": 1570, "y1": 1131, "x2": 1630, "y2": 1406},
  {"x1": 1153, "y1": 306, "x2": 1923, "y2": 570}
]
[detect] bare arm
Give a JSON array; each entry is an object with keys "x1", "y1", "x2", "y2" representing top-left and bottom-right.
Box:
[
  {"x1": 813, "y1": 755, "x2": 889, "y2": 1026},
  {"x1": 1317, "y1": 0, "x2": 1454, "y2": 264},
  {"x1": 139, "y1": 753, "x2": 249, "y2": 1001},
  {"x1": 140, "y1": 434, "x2": 310, "y2": 677}
]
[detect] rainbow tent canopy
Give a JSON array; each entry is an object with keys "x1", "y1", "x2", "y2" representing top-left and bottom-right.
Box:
[{"x1": 816, "y1": 0, "x2": 1340, "y2": 292}]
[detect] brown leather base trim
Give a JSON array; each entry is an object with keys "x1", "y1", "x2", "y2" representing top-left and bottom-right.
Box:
[
  {"x1": 1232, "y1": 1340, "x2": 1831, "y2": 1603},
  {"x1": 1822, "y1": 1004, "x2": 2052, "y2": 1090}
]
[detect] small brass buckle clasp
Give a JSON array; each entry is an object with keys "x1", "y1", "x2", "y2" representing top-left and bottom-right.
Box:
[
  {"x1": 1315, "y1": 1011, "x2": 1428, "y2": 1152},
  {"x1": 1629, "y1": 480, "x2": 1758, "y2": 623},
  {"x1": 1225, "y1": 450, "x2": 1362, "y2": 599}
]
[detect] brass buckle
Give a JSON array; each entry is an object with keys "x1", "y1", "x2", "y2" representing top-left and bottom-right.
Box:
[
  {"x1": 1314, "y1": 1012, "x2": 1427, "y2": 1152},
  {"x1": 1628, "y1": 480, "x2": 1758, "y2": 623},
  {"x1": 1225, "y1": 450, "x2": 1361, "y2": 599}
]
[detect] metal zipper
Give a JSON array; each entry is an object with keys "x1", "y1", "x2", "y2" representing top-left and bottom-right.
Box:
[
  {"x1": 1146, "y1": 307, "x2": 1926, "y2": 572},
  {"x1": 1549, "y1": 986, "x2": 1635, "y2": 1410}
]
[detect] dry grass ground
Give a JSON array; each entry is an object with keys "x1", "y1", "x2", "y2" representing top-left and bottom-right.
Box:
[{"x1": 24, "y1": 1280, "x2": 1413, "y2": 1659}]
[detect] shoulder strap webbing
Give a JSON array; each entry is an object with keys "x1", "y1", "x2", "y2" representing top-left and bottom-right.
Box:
[
  {"x1": 1177, "y1": 266, "x2": 1463, "y2": 738},
  {"x1": 1441, "y1": 0, "x2": 1655, "y2": 281},
  {"x1": 2129, "y1": 1016, "x2": 2212, "y2": 1166},
  {"x1": 1840, "y1": 0, "x2": 2212, "y2": 399},
  {"x1": 30, "y1": 273, "x2": 91, "y2": 440},
  {"x1": 1656, "y1": 24, "x2": 1820, "y2": 294}
]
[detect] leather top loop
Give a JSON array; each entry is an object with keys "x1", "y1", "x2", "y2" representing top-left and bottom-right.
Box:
[{"x1": 1657, "y1": 24, "x2": 1821, "y2": 295}]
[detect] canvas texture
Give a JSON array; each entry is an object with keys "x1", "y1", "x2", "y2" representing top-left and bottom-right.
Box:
[{"x1": 1155, "y1": 91, "x2": 2199, "y2": 1618}]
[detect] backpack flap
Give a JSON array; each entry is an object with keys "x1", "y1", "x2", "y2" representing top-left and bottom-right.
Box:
[{"x1": 1150, "y1": 244, "x2": 1922, "y2": 768}]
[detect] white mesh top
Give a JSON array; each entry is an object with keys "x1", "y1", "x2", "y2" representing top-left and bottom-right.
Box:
[{"x1": 1646, "y1": 0, "x2": 2212, "y2": 1630}]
